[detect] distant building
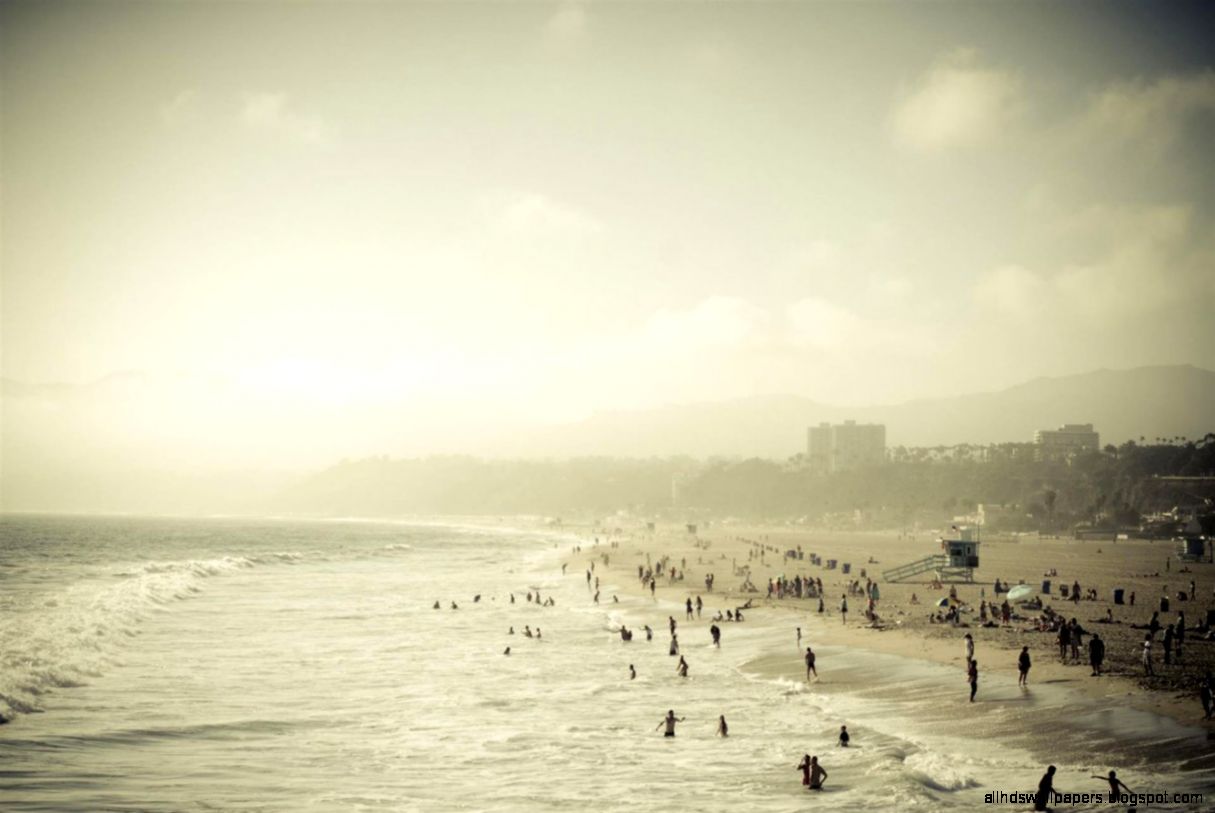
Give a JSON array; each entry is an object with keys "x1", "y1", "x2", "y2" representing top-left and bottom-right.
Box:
[
  {"x1": 1034, "y1": 423, "x2": 1099, "y2": 460},
  {"x1": 806, "y1": 420, "x2": 886, "y2": 473}
]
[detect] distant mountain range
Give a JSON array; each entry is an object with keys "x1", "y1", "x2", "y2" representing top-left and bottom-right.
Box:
[{"x1": 491, "y1": 365, "x2": 1215, "y2": 458}]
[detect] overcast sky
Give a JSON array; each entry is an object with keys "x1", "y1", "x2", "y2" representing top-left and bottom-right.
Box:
[{"x1": 3, "y1": 1, "x2": 1214, "y2": 479}]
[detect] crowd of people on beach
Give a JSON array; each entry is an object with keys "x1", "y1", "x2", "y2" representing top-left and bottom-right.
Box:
[{"x1": 485, "y1": 529, "x2": 1214, "y2": 800}]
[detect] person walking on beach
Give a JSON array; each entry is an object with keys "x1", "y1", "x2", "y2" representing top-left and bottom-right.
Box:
[
  {"x1": 964, "y1": 633, "x2": 974, "y2": 665},
  {"x1": 1057, "y1": 623, "x2": 1070, "y2": 662},
  {"x1": 669, "y1": 634, "x2": 679, "y2": 656},
  {"x1": 1142, "y1": 635, "x2": 1154, "y2": 676},
  {"x1": 669, "y1": 616, "x2": 677, "y2": 636},
  {"x1": 686, "y1": 598, "x2": 694, "y2": 620},
  {"x1": 1089, "y1": 633, "x2": 1105, "y2": 676},
  {"x1": 1163, "y1": 624, "x2": 1174, "y2": 665},
  {"x1": 797, "y1": 627, "x2": 802, "y2": 648},
  {"x1": 1069, "y1": 619, "x2": 1084, "y2": 661},
  {"x1": 967, "y1": 659, "x2": 979, "y2": 702},
  {"x1": 710, "y1": 624, "x2": 721, "y2": 647},
  {"x1": 1033, "y1": 765, "x2": 1057, "y2": 812},
  {"x1": 696, "y1": 595, "x2": 703, "y2": 619},
  {"x1": 716, "y1": 715, "x2": 728, "y2": 737},
  {"x1": 840, "y1": 595, "x2": 848, "y2": 624},
  {"x1": 657, "y1": 710, "x2": 685, "y2": 737},
  {"x1": 1018, "y1": 646, "x2": 1031, "y2": 686},
  {"x1": 805, "y1": 646, "x2": 818, "y2": 681}
]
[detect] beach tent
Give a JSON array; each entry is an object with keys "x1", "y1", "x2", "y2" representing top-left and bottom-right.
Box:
[{"x1": 1007, "y1": 584, "x2": 1034, "y2": 602}]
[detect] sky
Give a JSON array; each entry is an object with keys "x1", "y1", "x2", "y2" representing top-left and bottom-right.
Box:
[{"x1": 2, "y1": 1, "x2": 1214, "y2": 500}]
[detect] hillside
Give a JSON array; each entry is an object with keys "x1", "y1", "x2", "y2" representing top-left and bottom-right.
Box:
[{"x1": 495, "y1": 365, "x2": 1215, "y2": 458}]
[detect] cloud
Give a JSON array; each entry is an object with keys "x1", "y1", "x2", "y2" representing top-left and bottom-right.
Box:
[
  {"x1": 892, "y1": 47, "x2": 1024, "y2": 151},
  {"x1": 974, "y1": 205, "x2": 1207, "y2": 323},
  {"x1": 240, "y1": 92, "x2": 327, "y2": 145},
  {"x1": 159, "y1": 89, "x2": 199, "y2": 127},
  {"x1": 1080, "y1": 71, "x2": 1215, "y2": 152},
  {"x1": 480, "y1": 191, "x2": 603, "y2": 241},
  {"x1": 785, "y1": 297, "x2": 936, "y2": 356},
  {"x1": 545, "y1": 3, "x2": 588, "y2": 48},
  {"x1": 642, "y1": 296, "x2": 769, "y2": 357},
  {"x1": 973, "y1": 264, "x2": 1044, "y2": 318}
]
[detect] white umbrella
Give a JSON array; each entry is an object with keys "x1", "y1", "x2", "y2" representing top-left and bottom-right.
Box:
[{"x1": 1007, "y1": 584, "x2": 1034, "y2": 602}]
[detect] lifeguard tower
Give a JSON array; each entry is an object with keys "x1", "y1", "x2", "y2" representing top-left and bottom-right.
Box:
[{"x1": 882, "y1": 526, "x2": 981, "y2": 583}]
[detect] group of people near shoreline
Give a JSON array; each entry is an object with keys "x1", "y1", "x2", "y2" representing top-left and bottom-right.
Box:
[{"x1": 507, "y1": 532, "x2": 1212, "y2": 801}]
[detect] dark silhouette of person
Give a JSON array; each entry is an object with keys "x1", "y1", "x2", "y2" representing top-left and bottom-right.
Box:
[{"x1": 1034, "y1": 765, "x2": 1056, "y2": 811}]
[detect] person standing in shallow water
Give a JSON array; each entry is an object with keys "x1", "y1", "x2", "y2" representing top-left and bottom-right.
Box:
[
  {"x1": 1091, "y1": 769, "x2": 1132, "y2": 800},
  {"x1": 967, "y1": 659, "x2": 979, "y2": 702},
  {"x1": 716, "y1": 715, "x2": 728, "y2": 737},
  {"x1": 1018, "y1": 646, "x2": 1031, "y2": 686},
  {"x1": 840, "y1": 595, "x2": 848, "y2": 624},
  {"x1": 804, "y1": 647, "x2": 817, "y2": 681},
  {"x1": 795, "y1": 755, "x2": 827, "y2": 790},
  {"x1": 656, "y1": 710, "x2": 684, "y2": 737}
]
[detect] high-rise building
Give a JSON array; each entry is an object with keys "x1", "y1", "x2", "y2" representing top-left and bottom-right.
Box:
[
  {"x1": 1033, "y1": 423, "x2": 1099, "y2": 460},
  {"x1": 806, "y1": 420, "x2": 886, "y2": 473}
]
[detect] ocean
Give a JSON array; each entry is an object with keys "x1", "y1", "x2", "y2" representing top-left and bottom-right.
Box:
[{"x1": 1, "y1": 515, "x2": 1210, "y2": 812}]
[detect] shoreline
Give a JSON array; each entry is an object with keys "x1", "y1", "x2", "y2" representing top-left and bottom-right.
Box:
[{"x1": 562, "y1": 524, "x2": 1215, "y2": 732}]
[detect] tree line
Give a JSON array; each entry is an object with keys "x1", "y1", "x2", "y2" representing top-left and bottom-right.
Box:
[{"x1": 274, "y1": 435, "x2": 1215, "y2": 531}]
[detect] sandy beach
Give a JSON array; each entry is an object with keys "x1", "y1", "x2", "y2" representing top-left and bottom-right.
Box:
[{"x1": 567, "y1": 524, "x2": 1215, "y2": 730}]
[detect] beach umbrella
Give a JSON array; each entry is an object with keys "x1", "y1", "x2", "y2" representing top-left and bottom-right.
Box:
[
  {"x1": 935, "y1": 597, "x2": 950, "y2": 607},
  {"x1": 1007, "y1": 584, "x2": 1034, "y2": 602}
]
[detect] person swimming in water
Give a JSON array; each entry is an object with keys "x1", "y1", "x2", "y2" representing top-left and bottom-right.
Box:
[
  {"x1": 433, "y1": 601, "x2": 440, "y2": 609},
  {"x1": 656, "y1": 709, "x2": 684, "y2": 737},
  {"x1": 716, "y1": 715, "x2": 728, "y2": 737}
]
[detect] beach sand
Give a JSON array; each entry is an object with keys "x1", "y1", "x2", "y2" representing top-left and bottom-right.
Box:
[{"x1": 566, "y1": 525, "x2": 1215, "y2": 729}]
